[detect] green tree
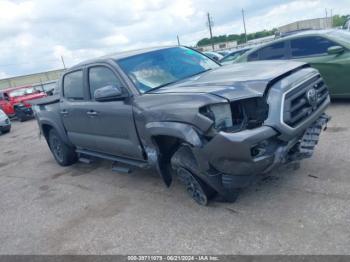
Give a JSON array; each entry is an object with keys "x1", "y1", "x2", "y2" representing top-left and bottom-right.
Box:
[
  {"x1": 333, "y1": 15, "x2": 349, "y2": 27},
  {"x1": 196, "y1": 28, "x2": 277, "y2": 47}
]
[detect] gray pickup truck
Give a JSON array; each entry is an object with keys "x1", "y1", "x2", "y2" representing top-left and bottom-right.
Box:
[{"x1": 33, "y1": 46, "x2": 330, "y2": 205}]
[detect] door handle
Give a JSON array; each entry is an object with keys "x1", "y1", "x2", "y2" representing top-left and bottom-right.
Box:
[
  {"x1": 86, "y1": 110, "x2": 99, "y2": 117},
  {"x1": 60, "y1": 109, "x2": 69, "y2": 116}
]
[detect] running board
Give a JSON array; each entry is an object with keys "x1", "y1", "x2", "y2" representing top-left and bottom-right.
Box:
[
  {"x1": 112, "y1": 164, "x2": 132, "y2": 174},
  {"x1": 78, "y1": 157, "x2": 93, "y2": 164},
  {"x1": 75, "y1": 149, "x2": 149, "y2": 169}
]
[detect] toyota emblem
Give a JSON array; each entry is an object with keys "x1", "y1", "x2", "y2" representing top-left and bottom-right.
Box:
[{"x1": 306, "y1": 88, "x2": 317, "y2": 107}]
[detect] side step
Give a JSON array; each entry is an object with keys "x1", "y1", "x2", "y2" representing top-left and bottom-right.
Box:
[
  {"x1": 78, "y1": 156, "x2": 93, "y2": 164},
  {"x1": 76, "y1": 149, "x2": 149, "y2": 169},
  {"x1": 112, "y1": 163, "x2": 132, "y2": 174}
]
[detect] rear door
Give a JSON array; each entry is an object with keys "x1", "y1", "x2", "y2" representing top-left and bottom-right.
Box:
[
  {"x1": 60, "y1": 69, "x2": 97, "y2": 150},
  {"x1": 288, "y1": 36, "x2": 349, "y2": 97},
  {"x1": 83, "y1": 64, "x2": 144, "y2": 160}
]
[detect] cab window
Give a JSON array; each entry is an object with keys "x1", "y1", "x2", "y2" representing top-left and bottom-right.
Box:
[
  {"x1": 88, "y1": 66, "x2": 123, "y2": 99},
  {"x1": 63, "y1": 70, "x2": 84, "y2": 100}
]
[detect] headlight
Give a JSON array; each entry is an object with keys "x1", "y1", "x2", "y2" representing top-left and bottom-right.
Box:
[
  {"x1": 200, "y1": 98, "x2": 269, "y2": 133},
  {"x1": 200, "y1": 103, "x2": 232, "y2": 130}
]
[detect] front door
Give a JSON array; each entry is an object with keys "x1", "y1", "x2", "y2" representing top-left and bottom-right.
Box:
[{"x1": 83, "y1": 65, "x2": 144, "y2": 160}]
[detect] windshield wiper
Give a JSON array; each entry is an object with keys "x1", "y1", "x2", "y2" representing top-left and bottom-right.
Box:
[
  {"x1": 145, "y1": 79, "x2": 181, "y2": 93},
  {"x1": 145, "y1": 68, "x2": 213, "y2": 93},
  {"x1": 186, "y1": 68, "x2": 212, "y2": 79}
]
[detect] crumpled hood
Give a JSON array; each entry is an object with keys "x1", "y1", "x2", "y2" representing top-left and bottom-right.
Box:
[{"x1": 149, "y1": 60, "x2": 309, "y2": 101}]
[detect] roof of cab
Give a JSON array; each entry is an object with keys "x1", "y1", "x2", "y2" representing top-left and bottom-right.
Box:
[{"x1": 70, "y1": 45, "x2": 178, "y2": 70}]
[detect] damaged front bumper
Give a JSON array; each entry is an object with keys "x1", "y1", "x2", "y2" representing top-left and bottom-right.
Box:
[{"x1": 193, "y1": 113, "x2": 330, "y2": 197}]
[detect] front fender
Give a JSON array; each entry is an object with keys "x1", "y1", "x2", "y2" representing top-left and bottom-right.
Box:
[
  {"x1": 143, "y1": 122, "x2": 202, "y2": 187},
  {"x1": 145, "y1": 122, "x2": 202, "y2": 147}
]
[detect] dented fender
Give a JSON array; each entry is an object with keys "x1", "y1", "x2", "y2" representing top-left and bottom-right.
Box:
[{"x1": 145, "y1": 122, "x2": 202, "y2": 147}]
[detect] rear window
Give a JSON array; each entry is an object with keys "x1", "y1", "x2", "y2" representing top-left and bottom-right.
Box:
[{"x1": 63, "y1": 70, "x2": 84, "y2": 100}]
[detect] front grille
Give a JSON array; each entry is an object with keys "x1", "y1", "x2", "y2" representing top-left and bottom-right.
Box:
[{"x1": 283, "y1": 75, "x2": 329, "y2": 128}]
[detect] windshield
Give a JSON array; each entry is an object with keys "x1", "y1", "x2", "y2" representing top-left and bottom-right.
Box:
[
  {"x1": 117, "y1": 47, "x2": 220, "y2": 93},
  {"x1": 0, "y1": 109, "x2": 7, "y2": 120},
  {"x1": 8, "y1": 87, "x2": 41, "y2": 98},
  {"x1": 0, "y1": 109, "x2": 6, "y2": 117}
]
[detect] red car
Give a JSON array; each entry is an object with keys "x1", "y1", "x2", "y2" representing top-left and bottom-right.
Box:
[{"x1": 0, "y1": 85, "x2": 47, "y2": 121}]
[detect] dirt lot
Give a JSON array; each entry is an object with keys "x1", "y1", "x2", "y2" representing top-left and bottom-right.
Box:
[{"x1": 0, "y1": 101, "x2": 349, "y2": 255}]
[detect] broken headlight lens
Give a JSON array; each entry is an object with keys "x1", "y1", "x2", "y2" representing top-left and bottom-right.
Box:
[{"x1": 200, "y1": 103, "x2": 232, "y2": 131}]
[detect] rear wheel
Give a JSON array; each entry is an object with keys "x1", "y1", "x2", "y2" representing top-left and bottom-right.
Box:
[
  {"x1": 2, "y1": 129, "x2": 10, "y2": 134},
  {"x1": 48, "y1": 129, "x2": 77, "y2": 166}
]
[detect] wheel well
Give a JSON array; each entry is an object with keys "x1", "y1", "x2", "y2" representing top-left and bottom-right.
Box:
[
  {"x1": 152, "y1": 135, "x2": 185, "y2": 187},
  {"x1": 152, "y1": 135, "x2": 182, "y2": 161},
  {"x1": 41, "y1": 124, "x2": 53, "y2": 140}
]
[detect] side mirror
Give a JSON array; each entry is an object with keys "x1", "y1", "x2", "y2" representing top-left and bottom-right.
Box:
[
  {"x1": 327, "y1": 46, "x2": 344, "y2": 55},
  {"x1": 94, "y1": 85, "x2": 126, "y2": 102}
]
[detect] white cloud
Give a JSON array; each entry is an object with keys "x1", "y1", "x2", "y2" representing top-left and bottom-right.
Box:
[
  {"x1": 0, "y1": 0, "x2": 349, "y2": 78},
  {"x1": 101, "y1": 34, "x2": 130, "y2": 46},
  {"x1": 0, "y1": 0, "x2": 34, "y2": 21},
  {"x1": 0, "y1": 71, "x2": 8, "y2": 79}
]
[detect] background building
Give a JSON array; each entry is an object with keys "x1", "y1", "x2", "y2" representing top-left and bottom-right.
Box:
[
  {"x1": 0, "y1": 69, "x2": 64, "y2": 90},
  {"x1": 278, "y1": 17, "x2": 333, "y2": 33},
  {"x1": 196, "y1": 40, "x2": 238, "y2": 52}
]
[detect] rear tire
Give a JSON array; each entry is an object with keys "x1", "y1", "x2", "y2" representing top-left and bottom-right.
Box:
[{"x1": 48, "y1": 129, "x2": 77, "y2": 166}]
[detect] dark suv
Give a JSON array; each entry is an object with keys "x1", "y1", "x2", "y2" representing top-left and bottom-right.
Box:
[{"x1": 33, "y1": 46, "x2": 330, "y2": 205}]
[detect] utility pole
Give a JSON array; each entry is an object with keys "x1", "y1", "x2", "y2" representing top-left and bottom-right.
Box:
[
  {"x1": 330, "y1": 9, "x2": 333, "y2": 27},
  {"x1": 177, "y1": 35, "x2": 181, "y2": 46},
  {"x1": 206, "y1": 12, "x2": 214, "y2": 51},
  {"x1": 61, "y1": 56, "x2": 66, "y2": 69},
  {"x1": 242, "y1": 9, "x2": 248, "y2": 43}
]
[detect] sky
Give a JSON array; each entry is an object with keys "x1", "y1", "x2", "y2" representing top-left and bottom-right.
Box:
[{"x1": 0, "y1": 0, "x2": 350, "y2": 79}]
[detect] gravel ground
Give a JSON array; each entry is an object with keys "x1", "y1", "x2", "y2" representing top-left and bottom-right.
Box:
[{"x1": 0, "y1": 101, "x2": 349, "y2": 255}]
